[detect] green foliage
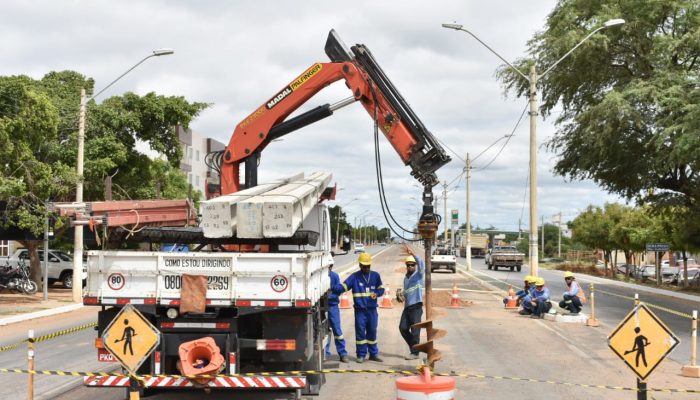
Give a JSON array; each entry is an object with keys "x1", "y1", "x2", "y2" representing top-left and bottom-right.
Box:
[{"x1": 498, "y1": 0, "x2": 700, "y2": 216}]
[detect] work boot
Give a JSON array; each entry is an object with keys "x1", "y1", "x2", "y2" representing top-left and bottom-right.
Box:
[
  {"x1": 356, "y1": 356, "x2": 365, "y2": 363},
  {"x1": 519, "y1": 309, "x2": 532, "y2": 316},
  {"x1": 340, "y1": 355, "x2": 349, "y2": 363},
  {"x1": 404, "y1": 353, "x2": 419, "y2": 360},
  {"x1": 368, "y1": 355, "x2": 383, "y2": 362}
]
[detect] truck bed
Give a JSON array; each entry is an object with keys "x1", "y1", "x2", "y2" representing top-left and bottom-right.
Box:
[{"x1": 84, "y1": 250, "x2": 331, "y2": 307}]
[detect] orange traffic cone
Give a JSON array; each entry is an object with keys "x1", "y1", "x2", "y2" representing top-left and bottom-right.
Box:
[
  {"x1": 339, "y1": 292, "x2": 352, "y2": 309},
  {"x1": 380, "y1": 285, "x2": 394, "y2": 309},
  {"x1": 449, "y1": 283, "x2": 462, "y2": 308},
  {"x1": 177, "y1": 337, "x2": 225, "y2": 384},
  {"x1": 504, "y1": 285, "x2": 518, "y2": 309}
]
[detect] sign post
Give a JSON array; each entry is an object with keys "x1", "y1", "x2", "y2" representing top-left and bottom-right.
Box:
[
  {"x1": 608, "y1": 303, "x2": 679, "y2": 399},
  {"x1": 450, "y1": 209, "x2": 458, "y2": 249}
]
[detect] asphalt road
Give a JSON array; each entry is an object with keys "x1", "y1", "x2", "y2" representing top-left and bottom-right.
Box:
[
  {"x1": 2, "y1": 245, "x2": 698, "y2": 399},
  {"x1": 456, "y1": 255, "x2": 699, "y2": 365}
]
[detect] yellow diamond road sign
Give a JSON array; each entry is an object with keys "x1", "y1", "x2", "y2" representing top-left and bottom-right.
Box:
[
  {"x1": 103, "y1": 304, "x2": 160, "y2": 374},
  {"x1": 608, "y1": 304, "x2": 679, "y2": 381}
]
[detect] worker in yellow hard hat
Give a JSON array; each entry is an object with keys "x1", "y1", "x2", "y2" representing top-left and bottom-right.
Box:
[
  {"x1": 518, "y1": 275, "x2": 539, "y2": 315},
  {"x1": 507, "y1": 275, "x2": 535, "y2": 308},
  {"x1": 529, "y1": 277, "x2": 551, "y2": 319},
  {"x1": 336, "y1": 252, "x2": 385, "y2": 363},
  {"x1": 397, "y1": 248, "x2": 424, "y2": 360},
  {"x1": 559, "y1": 271, "x2": 586, "y2": 315}
]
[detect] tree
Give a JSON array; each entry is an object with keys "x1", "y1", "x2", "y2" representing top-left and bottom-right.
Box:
[
  {"x1": 0, "y1": 71, "x2": 208, "y2": 288},
  {"x1": 498, "y1": 1, "x2": 700, "y2": 217}
]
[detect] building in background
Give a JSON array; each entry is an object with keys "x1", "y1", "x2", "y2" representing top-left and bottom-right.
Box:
[{"x1": 177, "y1": 126, "x2": 225, "y2": 198}]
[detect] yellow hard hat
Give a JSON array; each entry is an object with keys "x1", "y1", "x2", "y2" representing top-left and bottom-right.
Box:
[
  {"x1": 536, "y1": 277, "x2": 545, "y2": 286},
  {"x1": 564, "y1": 271, "x2": 574, "y2": 278},
  {"x1": 527, "y1": 276, "x2": 538, "y2": 284},
  {"x1": 358, "y1": 252, "x2": 372, "y2": 266},
  {"x1": 524, "y1": 275, "x2": 533, "y2": 282},
  {"x1": 405, "y1": 255, "x2": 416, "y2": 264}
]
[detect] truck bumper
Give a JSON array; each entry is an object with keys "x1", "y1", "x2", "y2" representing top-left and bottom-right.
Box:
[{"x1": 83, "y1": 375, "x2": 307, "y2": 389}]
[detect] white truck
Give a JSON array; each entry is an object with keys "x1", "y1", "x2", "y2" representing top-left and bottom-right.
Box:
[
  {"x1": 430, "y1": 247, "x2": 457, "y2": 273},
  {"x1": 486, "y1": 246, "x2": 525, "y2": 272},
  {"x1": 84, "y1": 204, "x2": 334, "y2": 398}
]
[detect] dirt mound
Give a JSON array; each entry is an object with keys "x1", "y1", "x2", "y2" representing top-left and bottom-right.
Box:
[
  {"x1": 555, "y1": 264, "x2": 605, "y2": 277},
  {"x1": 430, "y1": 290, "x2": 473, "y2": 307}
]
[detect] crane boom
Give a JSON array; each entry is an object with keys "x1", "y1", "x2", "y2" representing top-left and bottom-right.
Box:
[{"x1": 219, "y1": 29, "x2": 450, "y2": 195}]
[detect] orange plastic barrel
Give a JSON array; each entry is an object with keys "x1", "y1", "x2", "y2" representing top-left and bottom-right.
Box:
[{"x1": 396, "y1": 369, "x2": 456, "y2": 400}]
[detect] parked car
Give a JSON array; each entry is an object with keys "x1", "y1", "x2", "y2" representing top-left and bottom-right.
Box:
[
  {"x1": 353, "y1": 243, "x2": 365, "y2": 254},
  {"x1": 6, "y1": 249, "x2": 87, "y2": 289},
  {"x1": 672, "y1": 267, "x2": 700, "y2": 285}
]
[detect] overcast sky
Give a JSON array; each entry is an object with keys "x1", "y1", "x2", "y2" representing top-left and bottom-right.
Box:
[{"x1": 2, "y1": 0, "x2": 623, "y2": 238}]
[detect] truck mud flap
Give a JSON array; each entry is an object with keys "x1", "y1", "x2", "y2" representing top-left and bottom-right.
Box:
[{"x1": 83, "y1": 375, "x2": 307, "y2": 389}]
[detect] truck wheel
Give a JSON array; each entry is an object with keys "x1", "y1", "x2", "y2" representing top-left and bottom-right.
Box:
[
  {"x1": 516, "y1": 266, "x2": 522, "y2": 272},
  {"x1": 510, "y1": 266, "x2": 514, "y2": 272},
  {"x1": 302, "y1": 309, "x2": 325, "y2": 395},
  {"x1": 451, "y1": 266, "x2": 456, "y2": 274},
  {"x1": 487, "y1": 264, "x2": 492, "y2": 270},
  {"x1": 493, "y1": 265, "x2": 498, "y2": 271}
]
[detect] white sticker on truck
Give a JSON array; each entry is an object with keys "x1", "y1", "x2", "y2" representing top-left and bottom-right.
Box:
[
  {"x1": 162, "y1": 275, "x2": 231, "y2": 291},
  {"x1": 162, "y1": 257, "x2": 232, "y2": 269},
  {"x1": 270, "y1": 275, "x2": 289, "y2": 292}
]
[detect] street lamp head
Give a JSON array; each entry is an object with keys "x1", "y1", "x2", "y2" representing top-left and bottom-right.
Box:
[
  {"x1": 603, "y1": 18, "x2": 625, "y2": 27},
  {"x1": 153, "y1": 48, "x2": 175, "y2": 56},
  {"x1": 441, "y1": 23, "x2": 463, "y2": 30}
]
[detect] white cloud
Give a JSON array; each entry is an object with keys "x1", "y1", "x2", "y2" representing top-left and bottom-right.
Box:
[{"x1": 0, "y1": 0, "x2": 622, "y2": 237}]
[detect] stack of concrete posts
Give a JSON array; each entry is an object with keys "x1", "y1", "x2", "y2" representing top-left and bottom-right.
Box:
[
  {"x1": 237, "y1": 172, "x2": 332, "y2": 238},
  {"x1": 200, "y1": 173, "x2": 303, "y2": 238}
]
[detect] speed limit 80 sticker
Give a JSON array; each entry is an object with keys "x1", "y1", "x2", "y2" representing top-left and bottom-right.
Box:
[
  {"x1": 270, "y1": 275, "x2": 289, "y2": 293},
  {"x1": 107, "y1": 273, "x2": 125, "y2": 291}
]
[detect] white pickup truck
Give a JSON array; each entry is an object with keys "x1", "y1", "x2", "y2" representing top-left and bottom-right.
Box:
[
  {"x1": 83, "y1": 204, "x2": 333, "y2": 398},
  {"x1": 430, "y1": 247, "x2": 457, "y2": 273}
]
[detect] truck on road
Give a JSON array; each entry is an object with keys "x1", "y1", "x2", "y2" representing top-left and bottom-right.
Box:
[
  {"x1": 82, "y1": 29, "x2": 449, "y2": 399},
  {"x1": 430, "y1": 247, "x2": 457, "y2": 273},
  {"x1": 459, "y1": 233, "x2": 488, "y2": 258},
  {"x1": 486, "y1": 246, "x2": 525, "y2": 272}
]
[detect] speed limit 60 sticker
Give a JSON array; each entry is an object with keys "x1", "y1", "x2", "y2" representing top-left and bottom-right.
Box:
[
  {"x1": 270, "y1": 275, "x2": 288, "y2": 292},
  {"x1": 107, "y1": 273, "x2": 125, "y2": 291}
]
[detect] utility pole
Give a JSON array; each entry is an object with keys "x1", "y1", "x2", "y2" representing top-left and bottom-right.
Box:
[
  {"x1": 518, "y1": 218, "x2": 522, "y2": 241},
  {"x1": 529, "y1": 65, "x2": 539, "y2": 277},
  {"x1": 443, "y1": 180, "x2": 448, "y2": 247},
  {"x1": 541, "y1": 215, "x2": 545, "y2": 260},
  {"x1": 466, "y1": 153, "x2": 472, "y2": 271},
  {"x1": 556, "y1": 212, "x2": 562, "y2": 259}
]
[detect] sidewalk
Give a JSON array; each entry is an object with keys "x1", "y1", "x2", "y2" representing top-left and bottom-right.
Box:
[{"x1": 0, "y1": 286, "x2": 83, "y2": 326}]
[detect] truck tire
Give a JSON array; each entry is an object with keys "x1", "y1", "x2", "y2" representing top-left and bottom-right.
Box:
[
  {"x1": 493, "y1": 265, "x2": 498, "y2": 271},
  {"x1": 451, "y1": 266, "x2": 456, "y2": 274},
  {"x1": 516, "y1": 265, "x2": 522, "y2": 272},
  {"x1": 510, "y1": 266, "x2": 514, "y2": 272},
  {"x1": 487, "y1": 264, "x2": 492, "y2": 270},
  {"x1": 302, "y1": 308, "x2": 325, "y2": 395}
]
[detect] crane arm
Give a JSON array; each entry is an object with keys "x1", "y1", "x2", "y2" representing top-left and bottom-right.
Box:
[{"x1": 220, "y1": 29, "x2": 450, "y2": 194}]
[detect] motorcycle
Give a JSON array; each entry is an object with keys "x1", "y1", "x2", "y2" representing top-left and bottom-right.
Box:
[{"x1": 0, "y1": 262, "x2": 38, "y2": 295}]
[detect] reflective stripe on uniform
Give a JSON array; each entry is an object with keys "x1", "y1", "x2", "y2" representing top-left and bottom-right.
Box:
[
  {"x1": 366, "y1": 340, "x2": 377, "y2": 344},
  {"x1": 356, "y1": 340, "x2": 368, "y2": 344},
  {"x1": 342, "y1": 283, "x2": 348, "y2": 291},
  {"x1": 404, "y1": 284, "x2": 423, "y2": 293},
  {"x1": 335, "y1": 335, "x2": 344, "y2": 340},
  {"x1": 353, "y1": 292, "x2": 373, "y2": 297}
]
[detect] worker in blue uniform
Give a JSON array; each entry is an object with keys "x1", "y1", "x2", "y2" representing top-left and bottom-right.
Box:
[
  {"x1": 325, "y1": 264, "x2": 349, "y2": 363},
  {"x1": 397, "y1": 250, "x2": 424, "y2": 360},
  {"x1": 337, "y1": 252, "x2": 385, "y2": 363}
]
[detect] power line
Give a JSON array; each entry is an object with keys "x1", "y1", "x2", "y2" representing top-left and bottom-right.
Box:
[{"x1": 472, "y1": 102, "x2": 528, "y2": 170}]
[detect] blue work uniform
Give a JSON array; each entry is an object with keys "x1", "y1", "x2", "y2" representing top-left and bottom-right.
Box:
[
  {"x1": 400, "y1": 256, "x2": 424, "y2": 355},
  {"x1": 521, "y1": 286, "x2": 537, "y2": 311},
  {"x1": 340, "y1": 269, "x2": 385, "y2": 358},
  {"x1": 531, "y1": 287, "x2": 551, "y2": 316},
  {"x1": 559, "y1": 280, "x2": 583, "y2": 313},
  {"x1": 325, "y1": 270, "x2": 347, "y2": 357}
]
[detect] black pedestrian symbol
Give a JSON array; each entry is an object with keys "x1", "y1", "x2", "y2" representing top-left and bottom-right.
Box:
[
  {"x1": 114, "y1": 318, "x2": 137, "y2": 356},
  {"x1": 624, "y1": 327, "x2": 650, "y2": 368}
]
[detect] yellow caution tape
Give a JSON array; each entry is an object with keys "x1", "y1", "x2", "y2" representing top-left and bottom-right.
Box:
[
  {"x1": 0, "y1": 322, "x2": 97, "y2": 353},
  {"x1": 1, "y1": 368, "x2": 698, "y2": 393}
]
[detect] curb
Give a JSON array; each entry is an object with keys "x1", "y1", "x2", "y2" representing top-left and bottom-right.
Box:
[{"x1": 0, "y1": 303, "x2": 84, "y2": 326}]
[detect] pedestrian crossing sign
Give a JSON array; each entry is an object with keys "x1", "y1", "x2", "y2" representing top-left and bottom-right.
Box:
[
  {"x1": 103, "y1": 304, "x2": 160, "y2": 374},
  {"x1": 607, "y1": 303, "x2": 679, "y2": 381}
]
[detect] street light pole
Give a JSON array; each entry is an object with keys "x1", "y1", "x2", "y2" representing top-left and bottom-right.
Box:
[
  {"x1": 466, "y1": 153, "x2": 472, "y2": 271},
  {"x1": 72, "y1": 48, "x2": 174, "y2": 302},
  {"x1": 441, "y1": 18, "x2": 624, "y2": 277},
  {"x1": 335, "y1": 198, "x2": 358, "y2": 252}
]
